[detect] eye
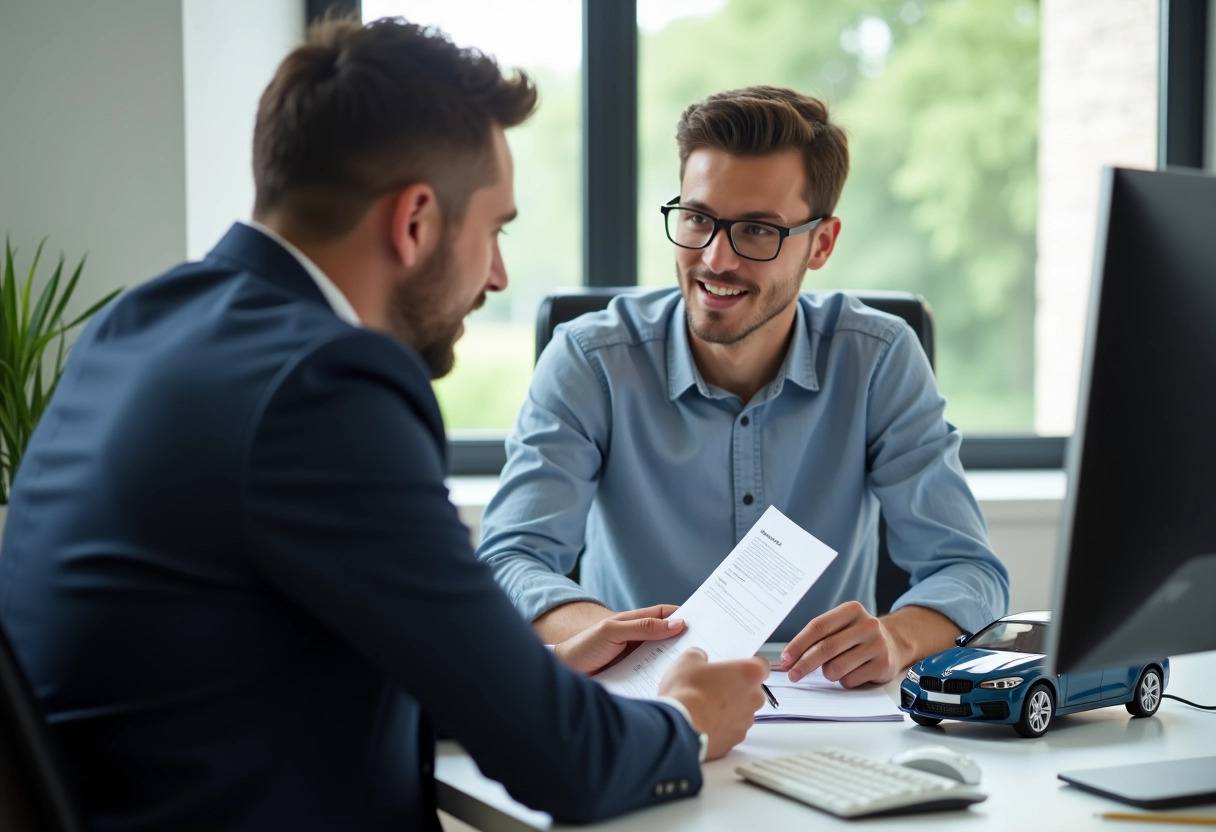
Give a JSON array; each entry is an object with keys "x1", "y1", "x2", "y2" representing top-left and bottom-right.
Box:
[
  {"x1": 683, "y1": 212, "x2": 711, "y2": 226},
  {"x1": 740, "y1": 223, "x2": 776, "y2": 238}
]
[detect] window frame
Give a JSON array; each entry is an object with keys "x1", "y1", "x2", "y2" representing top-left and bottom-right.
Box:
[{"x1": 340, "y1": 0, "x2": 1211, "y2": 475}]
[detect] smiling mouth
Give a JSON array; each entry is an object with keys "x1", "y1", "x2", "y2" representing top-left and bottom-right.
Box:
[{"x1": 698, "y1": 279, "x2": 747, "y2": 298}]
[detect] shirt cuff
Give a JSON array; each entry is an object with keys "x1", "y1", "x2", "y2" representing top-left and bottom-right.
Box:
[{"x1": 655, "y1": 696, "x2": 708, "y2": 763}]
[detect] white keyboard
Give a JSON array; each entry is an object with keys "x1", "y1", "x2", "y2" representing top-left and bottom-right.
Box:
[{"x1": 735, "y1": 747, "x2": 987, "y2": 819}]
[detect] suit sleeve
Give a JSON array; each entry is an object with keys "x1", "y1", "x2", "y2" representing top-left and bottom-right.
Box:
[{"x1": 240, "y1": 332, "x2": 701, "y2": 823}]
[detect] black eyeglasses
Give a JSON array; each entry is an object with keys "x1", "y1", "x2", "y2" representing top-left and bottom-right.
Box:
[{"x1": 660, "y1": 197, "x2": 824, "y2": 262}]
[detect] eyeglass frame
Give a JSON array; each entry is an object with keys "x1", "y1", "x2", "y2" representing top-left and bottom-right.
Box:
[{"x1": 660, "y1": 197, "x2": 825, "y2": 262}]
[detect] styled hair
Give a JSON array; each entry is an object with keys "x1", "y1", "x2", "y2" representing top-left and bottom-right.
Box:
[
  {"x1": 252, "y1": 16, "x2": 537, "y2": 241},
  {"x1": 675, "y1": 86, "x2": 849, "y2": 219}
]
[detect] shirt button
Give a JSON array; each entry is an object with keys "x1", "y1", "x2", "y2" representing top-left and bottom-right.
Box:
[
  {"x1": 742, "y1": 494, "x2": 754, "y2": 505},
  {"x1": 679, "y1": 779, "x2": 690, "y2": 792},
  {"x1": 654, "y1": 784, "x2": 663, "y2": 796},
  {"x1": 740, "y1": 415, "x2": 750, "y2": 426}
]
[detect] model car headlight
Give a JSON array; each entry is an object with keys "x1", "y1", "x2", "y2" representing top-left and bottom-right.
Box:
[
  {"x1": 979, "y1": 676, "x2": 1024, "y2": 690},
  {"x1": 906, "y1": 669, "x2": 921, "y2": 684}
]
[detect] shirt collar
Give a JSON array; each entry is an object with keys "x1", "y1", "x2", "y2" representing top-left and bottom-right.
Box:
[
  {"x1": 666, "y1": 298, "x2": 699, "y2": 400},
  {"x1": 242, "y1": 220, "x2": 362, "y2": 327},
  {"x1": 665, "y1": 295, "x2": 820, "y2": 402}
]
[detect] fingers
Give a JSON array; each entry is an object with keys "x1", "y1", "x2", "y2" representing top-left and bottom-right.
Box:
[
  {"x1": 779, "y1": 601, "x2": 866, "y2": 668},
  {"x1": 784, "y1": 602, "x2": 874, "y2": 682},
  {"x1": 609, "y1": 603, "x2": 681, "y2": 622},
  {"x1": 602, "y1": 615, "x2": 685, "y2": 643}
]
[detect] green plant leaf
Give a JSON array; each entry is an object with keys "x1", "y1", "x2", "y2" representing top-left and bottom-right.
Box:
[
  {"x1": 46, "y1": 253, "x2": 88, "y2": 329},
  {"x1": 0, "y1": 236, "x2": 119, "y2": 500},
  {"x1": 21, "y1": 238, "x2": 49, "y2": 333},
  {"x1": 26, "y1": 251, "x2": 65, "y2": 351}
]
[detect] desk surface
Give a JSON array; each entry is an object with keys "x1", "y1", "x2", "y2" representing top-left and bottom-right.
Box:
[{"x1": 436, "y1": 651, "x2": 1216, "y2": 831}]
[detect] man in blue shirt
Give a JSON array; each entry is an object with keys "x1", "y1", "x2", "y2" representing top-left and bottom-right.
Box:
[
  {"x1": 478, "y1": 86, "x2": 1009, "y2": 688},
  {"x1": 0, "y1": 19, "x2": 768, "y2": 830}
]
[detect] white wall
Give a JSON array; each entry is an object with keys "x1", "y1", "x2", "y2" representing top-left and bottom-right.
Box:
[
  {"x1": 0, "y1": 0, "x2": 302, "y2": 316},
  {"x1": 0, "y1": 0, "x2": 188, "y2": 316},
  {"x1": 183, "y1": 0, "x2": 302, "y2": 260}
]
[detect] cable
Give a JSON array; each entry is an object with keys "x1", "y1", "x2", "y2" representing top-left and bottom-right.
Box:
[{"x1": 1163, "y1": 693, "x2": 1216, "y2": 711}]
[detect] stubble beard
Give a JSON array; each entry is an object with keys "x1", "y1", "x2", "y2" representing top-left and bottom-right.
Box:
[
  {"x1": 679, "y1": 263, "x2": 801, "y2": 347},
  {"x1": 387, "y1": 239, "x2": 484, "y2": 380}
]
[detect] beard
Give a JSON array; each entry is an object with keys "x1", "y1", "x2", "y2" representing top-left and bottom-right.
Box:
[
  {"x1": 386, "y1": 239, "x2": 485, "y2": 379},
  {"x1": 679, "y1": 262, "x2": 802, "y2": 346}
]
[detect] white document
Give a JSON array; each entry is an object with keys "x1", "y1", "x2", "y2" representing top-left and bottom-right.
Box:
[
  {"x1": 755, "y1": 668, "x2": 905, "y2": 722},
  {"x1": 594, "y1": 505, "x2": 837, "y2": 699}
]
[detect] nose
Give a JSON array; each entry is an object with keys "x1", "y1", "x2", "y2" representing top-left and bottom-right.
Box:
[
  {"x1": 701, "y1": 228, "x2": 740, "y2": 273},
  {"x1": 487, "y1": 242, "x2": 508, "y2": 293}
]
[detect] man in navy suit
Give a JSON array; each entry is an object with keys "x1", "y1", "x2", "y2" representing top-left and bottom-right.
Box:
[{"x1": 0, "y1": 17, "x2": 768, "y2": 830}]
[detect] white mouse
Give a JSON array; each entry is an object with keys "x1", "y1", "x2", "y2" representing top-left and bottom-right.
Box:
[{"x1": 888, "y1": 745, "x2": 982, "y2": 785}]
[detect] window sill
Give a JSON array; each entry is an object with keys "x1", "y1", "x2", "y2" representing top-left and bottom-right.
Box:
[{"x1": 448, "y1": 469, "x2": 1067, "y2": 526}]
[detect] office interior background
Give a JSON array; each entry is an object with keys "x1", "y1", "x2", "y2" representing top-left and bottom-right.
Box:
[{"x1": 0, "y1": 0, "x2": 1212, "y2": 612}]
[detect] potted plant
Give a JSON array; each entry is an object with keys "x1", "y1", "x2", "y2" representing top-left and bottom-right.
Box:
[{"x1": 1, "y1": 238, "x2": 121, "y2": 534}]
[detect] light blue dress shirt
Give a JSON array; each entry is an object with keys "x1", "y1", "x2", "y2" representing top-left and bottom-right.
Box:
[{"x1": 477, "y1": 288, "x2": 1009, "y2": 641}]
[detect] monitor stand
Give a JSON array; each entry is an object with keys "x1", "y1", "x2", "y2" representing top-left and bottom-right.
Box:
[{"x1": 1058, "y1": 756, "x2": 1216, "y2": 808}]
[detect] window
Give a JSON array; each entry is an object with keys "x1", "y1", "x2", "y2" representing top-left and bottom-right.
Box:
[
  {"x1": 361, "y1": 0, "x2": 582, "y2": 432},
  {"x1": 352, "y1": 0, "x2": 1205, "y2": 474},
  {"x1": 638, "y1": 0, "x2": 1157, "y2": 436}
]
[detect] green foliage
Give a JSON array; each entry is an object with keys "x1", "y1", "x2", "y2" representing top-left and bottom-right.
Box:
[
  {"x1": 441, "y1": 0, "x2": 1042, "y2": 433},
  {"x1": 434, "y1": 322, "x2": 533, "y2": 429},
  {"x1": 638, "y1": 0, "x2": 1040, "y2": 430},
  {"x1": 0, "y1": 239, "x2": 120, "y2": 502}
]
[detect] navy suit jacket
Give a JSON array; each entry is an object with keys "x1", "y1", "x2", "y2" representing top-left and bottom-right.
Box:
[{"x1": 0, "y1": 224, "x2": 701, "y2": 830}]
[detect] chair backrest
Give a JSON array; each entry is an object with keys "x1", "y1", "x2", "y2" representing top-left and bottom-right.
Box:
[
  {"x1": 533, "y1": 286, "x2": 936, "y2": 614},
  {"x1": 536, "y1": 287, "x2": 935, "y2": 371},
  {"x1": 0, "y1": 620, "x2": 81, "y2": 832}
]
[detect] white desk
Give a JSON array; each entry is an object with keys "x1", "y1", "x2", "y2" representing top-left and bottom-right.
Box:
[{"x1": 435, "y1": 651, "x2": 1216, "y2": 831}]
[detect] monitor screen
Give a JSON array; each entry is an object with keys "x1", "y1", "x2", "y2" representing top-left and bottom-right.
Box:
[{"x1": 1047, "y1": 166, "x2": 1216, "y2": 675}]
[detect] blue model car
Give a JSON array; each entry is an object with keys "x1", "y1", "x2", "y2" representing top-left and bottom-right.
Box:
[{"x1": 899, "y1": 611, "x2": 1169, "y2": 738}]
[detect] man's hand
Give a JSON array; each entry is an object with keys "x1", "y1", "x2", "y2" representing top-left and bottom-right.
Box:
[
  {"x1": 534, "y1": 601, "x2": 615, "y2": 644},
  {"x1": 657, "y1": 649, "x2": 769, "y2": 761},
  {"x1": 553, "y1": 605, "x2": 686, "y2": 675},
  {"x1": 776, "y1": 602, "x2": 961, "y2": 687}
]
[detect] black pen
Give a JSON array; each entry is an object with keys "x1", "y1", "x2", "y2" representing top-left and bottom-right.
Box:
[{"x1": 761, "y1": 683, "x2": 779, "y2": 709}]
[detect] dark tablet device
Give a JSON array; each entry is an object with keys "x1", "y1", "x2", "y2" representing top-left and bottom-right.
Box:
[{"x1": 1058, "y1": 756, "x2": 1216, "y2": 809}]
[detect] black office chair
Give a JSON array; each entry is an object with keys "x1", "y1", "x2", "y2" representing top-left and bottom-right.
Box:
[
  {"x1": 534, "y1": 286, "x2": 937, "y2": 615},
  {"x1": 0, "y1": 620, "x2": 81, "y2": 832}
]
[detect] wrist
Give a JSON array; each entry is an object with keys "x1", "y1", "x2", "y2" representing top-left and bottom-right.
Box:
[
  {"x1": 655, "y1": 695, "x2": 709, "y2": 763},
  {"x1": 533, "y1": 600, "x2": 613, "y2": 643}
]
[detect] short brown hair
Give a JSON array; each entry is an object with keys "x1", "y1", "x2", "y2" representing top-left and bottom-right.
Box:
[
  {"x1": 252, "y1": 16, "x2": 537, "y2": 241},
  {"x1": 676, "y1": 86, "x2": 849, "y2": 219}
]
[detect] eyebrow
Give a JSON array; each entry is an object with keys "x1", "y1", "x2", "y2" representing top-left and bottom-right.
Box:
[
  {"x1": 679, "y1": 198, "x2": 786, "y2": 223},
  {"x1": 498, "y1": 209, "x2": 519, "y2": 225}
]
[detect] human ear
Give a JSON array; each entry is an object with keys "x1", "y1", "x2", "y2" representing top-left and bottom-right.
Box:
[
  {"x1": 389, "y1": 183, "x2": 441, "y2": 269},
  {"x1": 806, "y1": 216, "x2": 842, "y2": 271}
]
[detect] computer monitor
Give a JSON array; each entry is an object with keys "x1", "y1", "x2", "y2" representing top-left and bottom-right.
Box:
[{"x1": 1047, "y1": 165, "x2": 1216, "y2": 676}]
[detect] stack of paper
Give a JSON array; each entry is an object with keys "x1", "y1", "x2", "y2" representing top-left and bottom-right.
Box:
[{"x1": 756, "y1": 668, "x2": 905, "y2": 722}]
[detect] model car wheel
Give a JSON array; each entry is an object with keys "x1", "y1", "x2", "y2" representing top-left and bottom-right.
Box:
[
  {"x1": 1126, "y1": 667, "x2": 1163, "y2": 717},
  {"x1": 910, "y1": 713, "x2": 943, "y2": 727},
  {"x1": 1015, "y1": 683, "x2": 1054, "y2": 738}
]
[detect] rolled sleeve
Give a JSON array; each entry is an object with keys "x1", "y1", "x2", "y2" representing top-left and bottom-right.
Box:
[
  {"x1": 478, "y1": 327, "x2": 614, "y2": 620},
  {"x1": 865, "y1": 325, "x2": 1011, "y2": 634}
]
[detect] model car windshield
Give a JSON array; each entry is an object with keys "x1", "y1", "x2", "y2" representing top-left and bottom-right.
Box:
[{"x1": 967, "y1": 621, "x2": 1048, "y2": 654}]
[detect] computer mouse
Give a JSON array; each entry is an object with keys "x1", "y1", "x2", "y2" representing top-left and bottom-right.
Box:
[{"x1": 889, "y1": 745, "x2": 982, "y2": 785}]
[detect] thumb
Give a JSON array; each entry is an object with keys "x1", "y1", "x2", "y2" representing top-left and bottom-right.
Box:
[
  {"x1": 672, "y1": 647, "x2": 708, "y2": 669},
  {"x1": 747, "y1": 655, "x2": 771, "y2": 681}
]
